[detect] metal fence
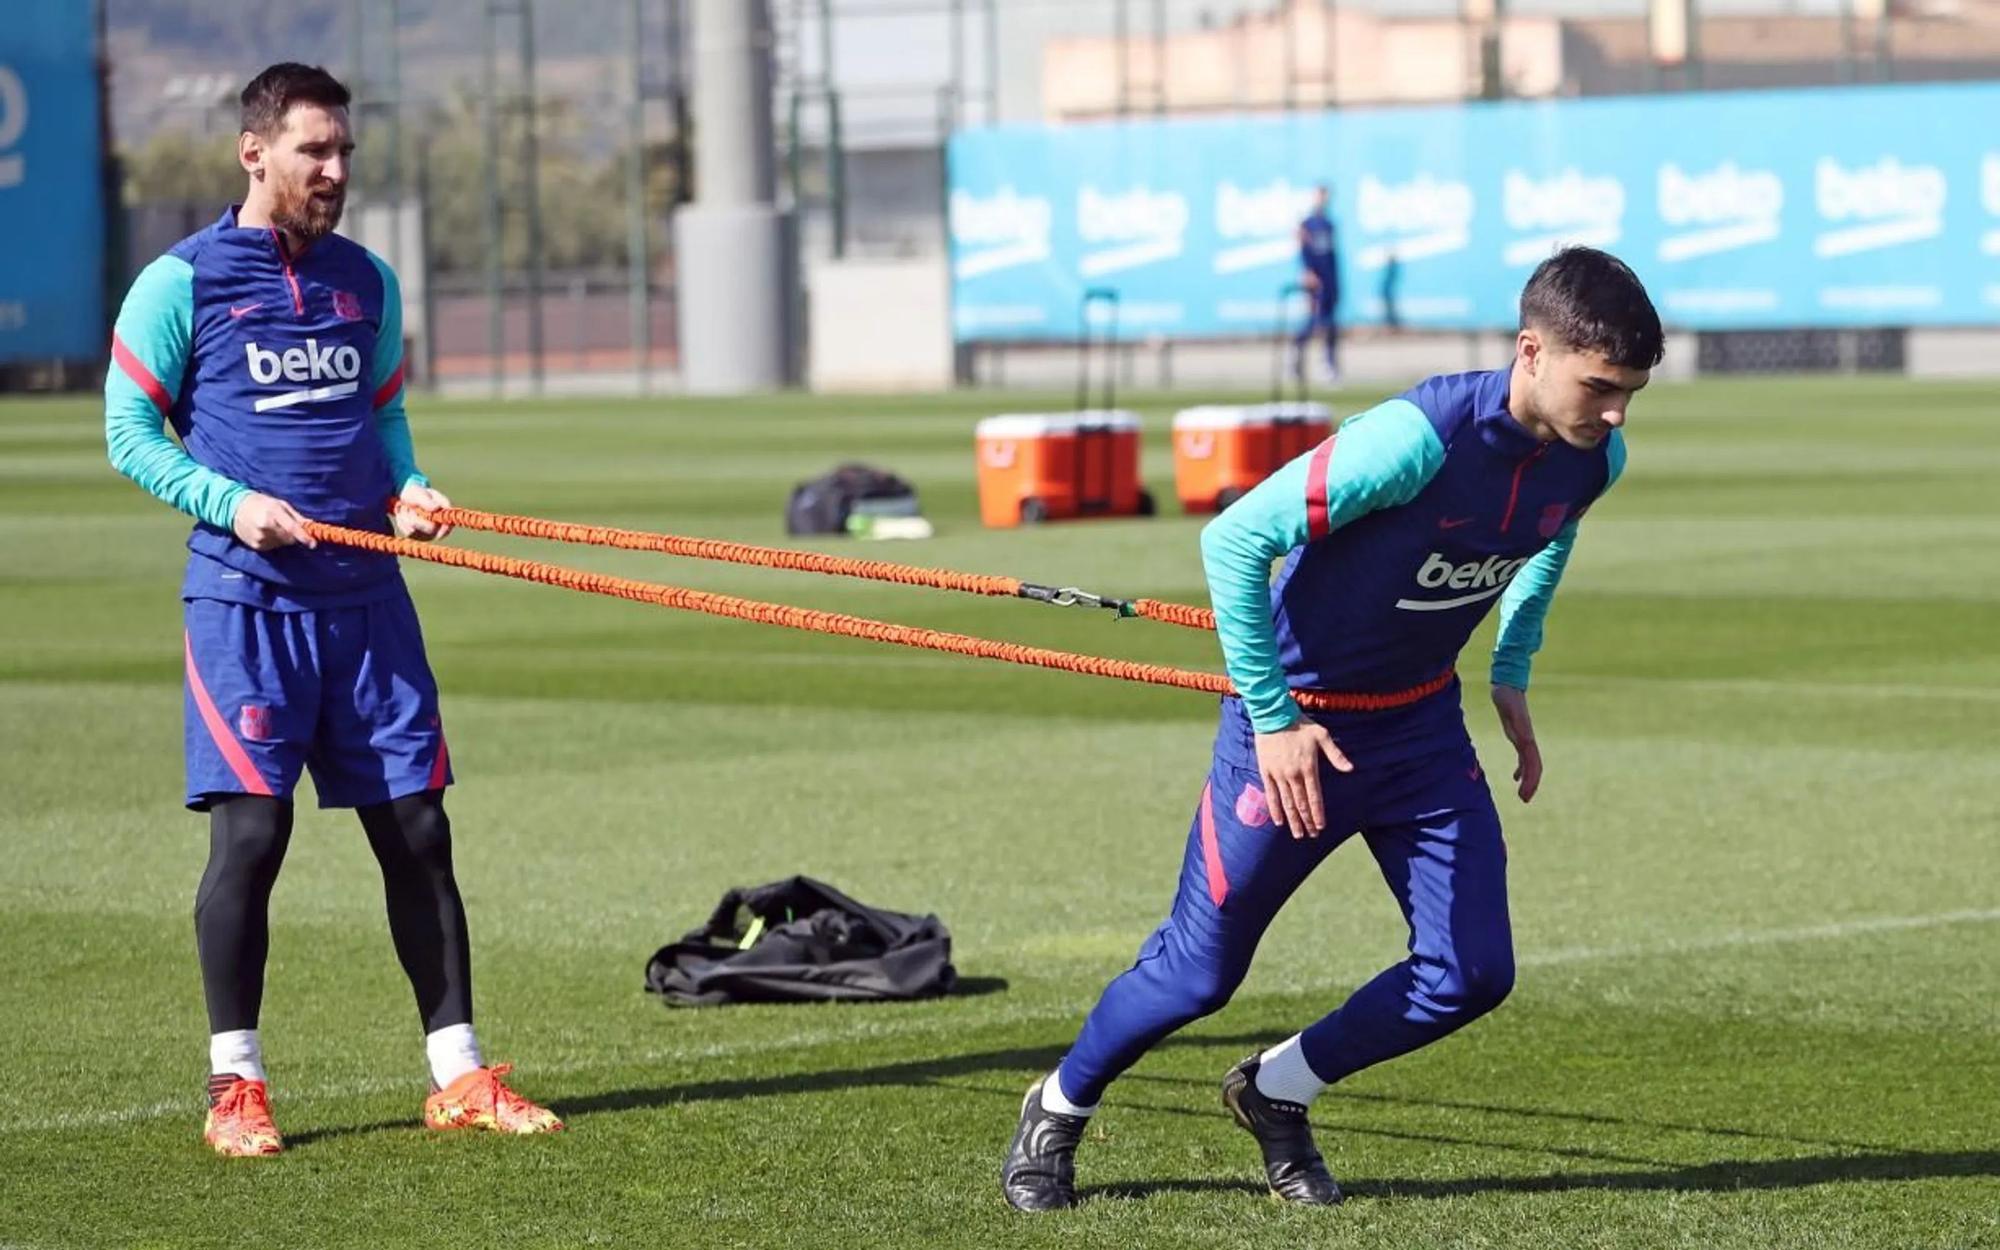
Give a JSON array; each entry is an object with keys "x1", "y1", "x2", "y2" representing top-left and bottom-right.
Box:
[{"x1": 46, "y1": 0, "x2": 2000, "y2": 393}]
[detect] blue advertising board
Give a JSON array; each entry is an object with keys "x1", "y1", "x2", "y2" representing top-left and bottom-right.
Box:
[
  {"x1": 0, "y1": 3, "x2": 106, "y2": 362},
  {"x1": 948, "y1": 82, "x2": 2000, "y2": 340}
]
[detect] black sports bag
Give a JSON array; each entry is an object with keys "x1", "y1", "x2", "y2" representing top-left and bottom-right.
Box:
[{"x1": 645, "y1": 876, "x2": 957, "y2": 1006}]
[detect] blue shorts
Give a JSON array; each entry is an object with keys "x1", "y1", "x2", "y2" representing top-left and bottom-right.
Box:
[{"x1": 181, "y1": 593, "x2": 452, "y2": 810}]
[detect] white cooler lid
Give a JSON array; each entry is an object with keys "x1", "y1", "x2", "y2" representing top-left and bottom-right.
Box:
[
  {"x1": 1172, "y1": 404, "x2": 1261, "y2": 431},
  {"x1": 1252, "y1": 400, "x2": 1335, "y2": 421},
  {"x1": 977, "y1": 413, "x2": 1079, "y2": 438},
  {"x1": 977, "y1": 409, "x2": 1140, "y2": 437}
]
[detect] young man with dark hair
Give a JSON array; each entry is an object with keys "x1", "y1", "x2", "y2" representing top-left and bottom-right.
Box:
[
  {"x1": 1003, "y1": 246, "x2": 1664, "y2": 1210},
  {"x1": 106, "y1": 62, "x2": 561, "y2": 1157}
]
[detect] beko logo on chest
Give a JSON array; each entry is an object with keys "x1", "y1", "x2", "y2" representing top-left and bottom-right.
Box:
[
  {"x1": 244, "y1": 339, "x2": 362, "y2": 412},
  {"x1": 1396, "y1": 551, "x2": 1530, "y2": 612}
]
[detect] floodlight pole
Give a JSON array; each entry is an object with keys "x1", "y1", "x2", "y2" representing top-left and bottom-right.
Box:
[
  {"x1": 673, "y1": 0, "x2": 789, "y2": 392},
  {"x1": 984, "y1": 0, "x2": 998, "y2": 121},
  {"x1": 949, "y1": 0, "x2": 964, "y2": 128},
  {"x1": 1114, "y1": 0, "x2": 1129, "y2": 117},
  {"x1": 626, "y1": 0, "x2": 650, "y2": 390},
  {"x1": 481, "y1": 2, "x2": 503, "y2": 395},
  {"x1": 521, "y1": 2, "x2": 543, "y2": 394},
  {"x1": 386, "y1": 0, "x2": 403, "y2": 278}
]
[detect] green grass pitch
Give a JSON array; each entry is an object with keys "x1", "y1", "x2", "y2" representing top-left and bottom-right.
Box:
[{"x1": 0, "y1": 377, "x2": 1995, "y2": 1248}]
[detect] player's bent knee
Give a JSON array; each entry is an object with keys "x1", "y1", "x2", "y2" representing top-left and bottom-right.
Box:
[
  {"x1": 391, "y1": 794, "x2": 453, "y2": 866},
  {"x1": 208, "y1": 796, "x2": 290, "y2": 870},
  {"x1": 1178, "y1": 964, "x2": 1246, "y2": 1018},
  {"x1": 1445, "y1": 956, "x2": 1516, "y2": 1019},
  {"x1": 196, "y1": 796, "x2": 292, "y2": 920},
  {"x1": 1136, "y1": 923, "x2": 1249, "y2": 1018}
]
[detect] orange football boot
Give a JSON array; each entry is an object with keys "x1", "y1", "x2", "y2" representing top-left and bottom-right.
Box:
[
  {"x1": 423, "y1": 1064, "x2": 563, "y2": 1135},
  {"x1": 204, "y1": 1076, "x2": 283, "y2": 1157}
]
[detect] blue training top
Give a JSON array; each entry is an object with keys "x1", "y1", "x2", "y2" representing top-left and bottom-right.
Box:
[
  {"x1": 1201, "y1": 366, "x2": 1625, "y2": 763},
  {"x1": 1299, "y1": 210, "x2": 1338, "y2": 287},
  {"x1": 105, "y1": 206, "x2": 425, "y2": 610}
]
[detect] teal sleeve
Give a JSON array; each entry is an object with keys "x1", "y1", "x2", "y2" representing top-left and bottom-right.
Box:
[
  {"x1": 104, "y1": 255, "x2": 250, "y2": 531},
  {"x1": 1490, "y1": 429, "x2": 1625, "y2": 689},
  {"x1": 367, "y1": 253, "x2": 427, "y2": 493},
  {"x1": 1199, "y1": 398, "x2": 1446, "y2": 732}
]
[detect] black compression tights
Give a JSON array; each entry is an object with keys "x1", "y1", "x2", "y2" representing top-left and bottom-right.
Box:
[
  {"x1": 194, "y1": 796, "x2": 294, "y2": 1033},
  {"x1": 357, "y1": 791, "x2": 475, "y2": 1034},
  {"x1": 195, "y1": 792, "x2": 473, "y2": 1034}
]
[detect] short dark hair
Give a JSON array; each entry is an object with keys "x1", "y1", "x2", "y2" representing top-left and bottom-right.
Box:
[
  {"x1": 1519, "y1": 246, "x2": 1664, "y2": 370},
  {"x1": 240, "y1": 63, "x2": 350, "y2": 140}
]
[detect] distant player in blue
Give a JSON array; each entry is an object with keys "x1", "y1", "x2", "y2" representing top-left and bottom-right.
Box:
[
  {"x1": 105, "y1": 64, "x2": 560, "y2": 1157},
  {"x1": 1003, "y1": 247, "x2": 1664, "y2": 1209},
  {"x1": 1292, "y1": 184, "x2": 1341, "y2": 383}
]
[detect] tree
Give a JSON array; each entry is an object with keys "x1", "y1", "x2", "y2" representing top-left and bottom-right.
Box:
[
  {"x1": 117, "y1": 128, "x2": 241, "y2": 207},
  {"x1": 363, "y1": 87, "x2": 685, "y2": 276},
  {"x1": 114, "y1": 81, "x2": 690, "y2": 279}
]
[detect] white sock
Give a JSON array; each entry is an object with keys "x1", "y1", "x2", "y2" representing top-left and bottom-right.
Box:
[
  {"x1": 209, "y1": 1029, "x2": 266, "y2": 1082},
  {"x1": 425, "y1": 1023, "x2": 484, "y2": 1089},
  {"x1": 1254, "y1": 1034, "x2": 1328, "y2": 1106},
  {"x1": 1039, "y1": 1067, "x2": 1098, "y2": 1118}
]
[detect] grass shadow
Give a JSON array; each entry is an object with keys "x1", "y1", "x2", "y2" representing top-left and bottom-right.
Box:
[
  {"x1": 284, "y1": 1028, "x2": 2000, "y2": 1208},
  {"x1": 1344, "y1": 1150, "x2": 2000, "y2": 1200}
]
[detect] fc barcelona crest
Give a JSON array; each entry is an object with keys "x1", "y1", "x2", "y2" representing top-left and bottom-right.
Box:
[
  {"x1": 239, "y1": 705, "x2": 273, "y2": 742},
  {"x1": 332, "y1": 289, "x2": 364, "y2": 322},
  {"x1": 1538, "y1": 503, "x2": 1569, "y2": 538}
]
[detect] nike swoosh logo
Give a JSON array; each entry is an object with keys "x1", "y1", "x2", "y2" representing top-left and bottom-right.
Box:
[
  {"x1": 229, "y1": 303, "x2": 263, "y2": 318},
  {"x1": 1438, "y1": 516, "x2": 1475, "y2": 530}
]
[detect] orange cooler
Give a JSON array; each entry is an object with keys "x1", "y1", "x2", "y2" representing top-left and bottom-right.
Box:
[
  {"x1": 1172, "y1": 401, "x2": 1334, "y2": 513},
  {"x1": 1261, "y1": 400, "x2": 1333, "y2": 463},
  {"x1": 975, "y1": 410, "x2": 1147, "y2": 527},
  {"x1": 1172, "y1": 406, "x2": 1271, "y2": 514}
]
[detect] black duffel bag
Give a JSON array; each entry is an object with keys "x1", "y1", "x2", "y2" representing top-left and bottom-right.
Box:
[
  {"x1": 784, "y1": 463, "x2": 921, "y2": 536},
  {"x1": 645, "y1": 876, "x2": 957, "y2": 1006}
]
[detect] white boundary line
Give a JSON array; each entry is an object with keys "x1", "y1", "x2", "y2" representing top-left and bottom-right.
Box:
[
  {"x1": 1517, "y1": 907, "x2": 2000, "y2": 968},
  {"x1": 4, "y1": 907, "x2": 1995, "y2": 1136},
  {"x1": 1529, "y1": 672, "x2": 2000, "y2": 705}
]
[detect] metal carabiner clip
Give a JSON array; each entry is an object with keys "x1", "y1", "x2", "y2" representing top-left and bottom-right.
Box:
[{"x1": 1046, "y1": 586, "x2": 1105, "y2": 609}]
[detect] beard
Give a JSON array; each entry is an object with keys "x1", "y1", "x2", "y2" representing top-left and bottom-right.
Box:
[{"x1": 270, "y1": 175, "x2": 346, "y2": 243}]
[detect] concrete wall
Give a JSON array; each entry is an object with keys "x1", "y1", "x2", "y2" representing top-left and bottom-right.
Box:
[
  {"x1": 1042, "y1": 0, "x2": 2000, "y2": 119},
  {"x1": 1042, "y1": 3, "x2": 1568, "y2": 117},
  {"x1": 808, "y1": 257, "x2": 953, "y2": 392},
  {"x1": 1906, "y1": 329, "x2": 2000, "y2": 379}
]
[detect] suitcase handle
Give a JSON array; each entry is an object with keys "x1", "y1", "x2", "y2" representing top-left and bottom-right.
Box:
[
  {"x1": 1077, "y1": 287, "x2": 1120, "y2": 416},
  {"x1": 1075, "y1": 421, "x2": 1114, "y2": 512},
  {"x1": 1271, "y1": 280, "x2": 1310, "y2": 406}
]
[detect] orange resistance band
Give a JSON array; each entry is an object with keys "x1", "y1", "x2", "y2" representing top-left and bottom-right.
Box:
[
  {"x1": 401, "y1": 503, "x2": 1215, "y2": 632},
  {"x1": 312, "y1": 520, "x2": 1453, "y2": 715}
]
